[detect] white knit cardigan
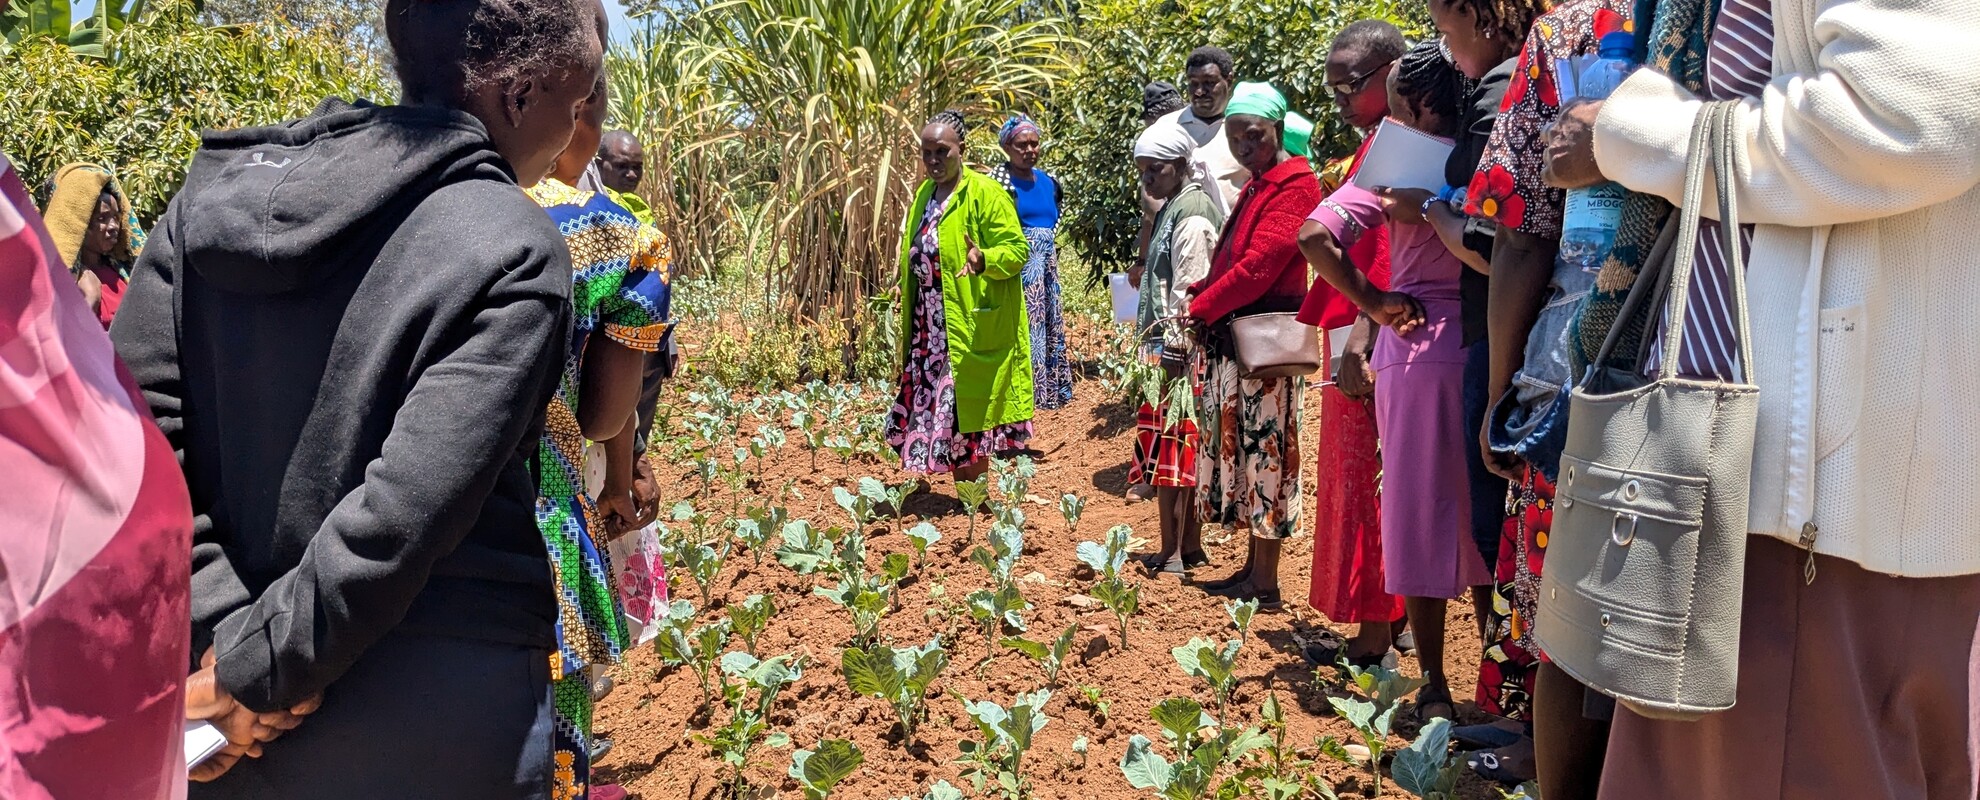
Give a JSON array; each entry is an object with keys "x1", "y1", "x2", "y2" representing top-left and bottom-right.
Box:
[{"x1": 1592, "y1": 0, "x2": 1980, "y2": 578}]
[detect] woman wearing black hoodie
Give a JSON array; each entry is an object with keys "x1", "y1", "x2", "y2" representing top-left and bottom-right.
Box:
[{"x1": 111, "y1": 0, "x2": 607, "y2": 795}]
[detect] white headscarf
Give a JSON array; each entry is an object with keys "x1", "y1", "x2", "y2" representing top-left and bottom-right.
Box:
[
  {"x1": 1133, "y1": 120, "x2": 1209, "y2": 187},
  {"x1": 1133, "y1": 120, "x2": 1195, "y2": 161}
]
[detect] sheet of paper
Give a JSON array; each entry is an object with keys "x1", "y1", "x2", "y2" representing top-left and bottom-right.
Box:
[
  {"x1": 1350, "y1": 119, "x2": 1456, "y2": 193},
  {"x1": 185, "y1": 720, "x2": 228, "y2": 768}
]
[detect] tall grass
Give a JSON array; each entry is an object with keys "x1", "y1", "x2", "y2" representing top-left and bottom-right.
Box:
[{"x1": 610, "y1": 0, "x2": 1076, "y2": 335}]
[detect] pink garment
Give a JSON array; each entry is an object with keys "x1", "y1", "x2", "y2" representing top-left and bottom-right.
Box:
[
  {"x1": 0, "y1": 153, "x2": 193, "y2": 800},
  {"x1": 1313, "y1": 180, "x2": 1489, "y2": 599}
]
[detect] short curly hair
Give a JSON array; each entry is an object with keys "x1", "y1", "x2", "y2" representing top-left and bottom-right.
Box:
[
  {"x1": 1185, "y1": 46, "x2": 1236, "y2": 81},
  {"x1": 1436, "y1": 0, "x2": 1550, "y2": 49},
  {"x1": 384, "y1": 0, "x2": 600, "y2": 104}
]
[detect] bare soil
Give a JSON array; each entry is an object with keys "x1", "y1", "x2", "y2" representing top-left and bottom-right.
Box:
[{"x1": 592, "y1": 369, "x2": 1511, "y2": 800}]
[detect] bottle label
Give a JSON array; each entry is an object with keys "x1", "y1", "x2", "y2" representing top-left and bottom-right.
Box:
[{"x1": 1565, "y1": 185, "x2": 1624, "y2": 226}]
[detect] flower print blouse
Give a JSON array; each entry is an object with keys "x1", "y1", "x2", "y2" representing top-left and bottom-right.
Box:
[{"x1": 1465, "y1": 0, "x2": 1633, "y2": 239}]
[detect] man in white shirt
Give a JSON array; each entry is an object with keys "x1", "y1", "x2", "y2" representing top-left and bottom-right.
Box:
[{"x1": 1157, "y1": 46, "x2": 1245, "y2": 215}]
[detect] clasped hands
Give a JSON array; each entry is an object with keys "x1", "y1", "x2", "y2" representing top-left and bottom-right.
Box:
[{"x1": 185, "y1": 648, "x2": 323, "y2": 782}]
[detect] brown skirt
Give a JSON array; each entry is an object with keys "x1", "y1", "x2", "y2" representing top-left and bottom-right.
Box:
[{"x1": 1598, "y1": 536, "x2": 1980, "y2": 800}]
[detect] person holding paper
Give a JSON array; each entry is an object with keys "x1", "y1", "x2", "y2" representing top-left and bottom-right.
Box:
[
  {"x1": 1303, "y1": 40, "x2": 1490, "y2": 725},
  {"x1": 1296, "y1": 17, "x2": 1408, "y2": 671},
  {"x1": 1184, "y1": 82, "x2": 1320, "y2": 610}
]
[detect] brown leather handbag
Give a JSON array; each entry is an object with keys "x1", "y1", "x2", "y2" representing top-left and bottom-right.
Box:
[{"x1": 1230, "y1": 311, "x2": 1323, "y2": 380}]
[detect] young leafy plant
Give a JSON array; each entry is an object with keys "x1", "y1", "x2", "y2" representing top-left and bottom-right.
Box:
[
  {"x1": 1232, "y1": 692, "x2": 1335, "y2": 800},
  {"x1": 992, "y1": 455, "x2": 1037, "y2": 507},
  {"x1": 1001, "y1": 624, "x2": 1079, "y2": 688},
  {"x1": 1173, "y1": 637, "x2": 1244, "y2": 722},
  {"x1": 815, "y1": 553, "x2": 910, "y2": 646},
  {"x1": 1079, "y1": 685, "x2": 1112, "y2": 722},
  {"x1": 727, "y1": 593, "x2": 776, "y2": 656},
  {"x1": 1225, "y1": 598, "x2": 1259, "y2": 649},
  {"x1": 891, "y1": 780, "x2": 966, "y2": 800},
  {"x1": 1320, "y1": 661, "x2": 1431, "y2": 797},
  {"x1": 775, "y1": 519, "x2": 833, "y2": 576},
  {"x1": 677, "y1": 538, "x2": 731, "y2": 607},
  {"x1": 792, "y1": 408, "x2": 825, "y2": 471},
  {"x1": 834, "y1": 483, "x2": 878, "y2": 533},
  {"x1": 955, "y1": 689, "x2": 1052, "y2": 799},
  {"x1": 1058, "y1": 493, "x2": 1086, "y2": 535},
  {"x1": 905, "y1": 522, "x2": 943, "y2": 570},
  {"x1": 1080, "y1": 525, "x2": 1141, "y2": 648},
  {"x1": 1120, "y1": 695, "x2": 1277, "y2": 798},
  {"x1": 955, "y1": 476, "x2": 991, "y2": 546},
  {"x1": 693, "y1": 652, "x2": 802, "y2": 798},
  {"x1": 789, "y1": 738, "x2": 864, "y2": 800},
  {"x1": 1392, "y1": 718, "x2": 1463, "y2": 800},
  {"x1": 657, "y1": 614, "x2": 733, "y2": 710},
  {"x1": 842, "y1": 636, "x2": 951, "y2": 741}
]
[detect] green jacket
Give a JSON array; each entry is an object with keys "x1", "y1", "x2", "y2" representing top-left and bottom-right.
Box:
[{"x1": 899, "y1": 169, "x2": 1033, "y2": 433}]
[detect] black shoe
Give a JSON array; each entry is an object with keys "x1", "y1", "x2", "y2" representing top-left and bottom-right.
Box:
[
  {"x1": 590, "y1": 738, "x2": 613, "y2": 763},
  {"x1": 1178, "y1": 550, "x2": 1212, "y2": 570}
]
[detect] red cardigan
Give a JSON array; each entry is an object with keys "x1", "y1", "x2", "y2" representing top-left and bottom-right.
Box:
[{"x1": 1188, "y1": 156, "x2": 1322, "y2": 323}]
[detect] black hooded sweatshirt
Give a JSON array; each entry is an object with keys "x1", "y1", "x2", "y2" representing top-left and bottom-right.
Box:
[{"x1": 112, "y1": 99, "x2": 571, "y2": 713}]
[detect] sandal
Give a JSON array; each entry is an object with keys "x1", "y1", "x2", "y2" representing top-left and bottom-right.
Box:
[{"x1": 1414, "y1": 686, "x2": 1455, "y2": 722}]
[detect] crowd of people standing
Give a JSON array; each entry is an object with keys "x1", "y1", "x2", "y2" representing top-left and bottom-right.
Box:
[{"x1": 5, "y1": 0, "x2": 1979, "y2": 797}]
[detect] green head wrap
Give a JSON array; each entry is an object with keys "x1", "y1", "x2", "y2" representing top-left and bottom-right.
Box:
[
  {"x1": 1224, "y1": 81, "x2": 1288, "y2": 121},
  {"x1": 1283, "y1": 112, "x2": 1314, "y2": 157}
]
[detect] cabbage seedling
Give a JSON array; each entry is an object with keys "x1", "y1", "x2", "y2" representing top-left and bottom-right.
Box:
[
  {"x1": 789, "y1": 738, "x2": 864, "y2": 800},
  {"x1": 842, "y1": 636, "x2": 951, "y2": 740},
  {"x1": 955, "y1": 688, "x2": 1051, "y2": 799},
  {"x1": 1058, "y1": 493, "x2": 1085, "y2": 535},
  {"x1": 727, "y1": 593, "x2": 776, "y2": 655},
  {"x1": 1172, "y1": 636, "x2": 1243, "y2": 722},
  {"x1": 905, "y1": 522, "x2": 942, "y2": 570},
  {"x1": 694, "y1": 652, "x2": 802, "y2": 797},
  {"x1": 1001, "y1": 623, "x2": 1078, "y2": 687}
]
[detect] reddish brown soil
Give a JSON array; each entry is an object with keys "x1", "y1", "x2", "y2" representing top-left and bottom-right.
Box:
[{"x1": 591, "y1": 366, "x2": 1516, "y2": 800}]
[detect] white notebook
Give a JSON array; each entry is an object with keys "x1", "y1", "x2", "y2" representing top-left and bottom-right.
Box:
[
  {"x1": 1350, "y1": 118, "x2": 1456, "y2": 193},
  {"x1": 185, "y1": 720, "x2": 228, "y2": 768}
]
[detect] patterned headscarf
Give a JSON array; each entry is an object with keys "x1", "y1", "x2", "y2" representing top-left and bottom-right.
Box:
[
  {"x1": 1570, "y1": 0, "x2": 1722, "y2": 375},
  {"x1": 999, "y1": 114, "x2": 1042, "y2": 146}
]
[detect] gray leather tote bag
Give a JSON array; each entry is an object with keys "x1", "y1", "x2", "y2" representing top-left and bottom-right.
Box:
[{"x1": 1535, "y1": 101, "x2": 1758, "y2": 721}]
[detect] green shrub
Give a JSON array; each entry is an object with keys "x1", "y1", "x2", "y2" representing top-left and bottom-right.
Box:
[{"x1": 1043, "y1": 0, "x2": 1428, "y2": 272}]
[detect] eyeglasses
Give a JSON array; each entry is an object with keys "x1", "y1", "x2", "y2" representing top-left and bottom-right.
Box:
[{"x1": 1324, "y1": 58, "x2": 1397, "y2": 98}]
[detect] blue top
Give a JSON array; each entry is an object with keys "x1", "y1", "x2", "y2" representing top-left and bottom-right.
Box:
[{"x1": 1008, "y1": 168, "x2": 1060, "y2": 229}]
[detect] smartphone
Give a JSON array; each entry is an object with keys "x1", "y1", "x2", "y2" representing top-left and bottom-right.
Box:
[{"x1": 184, "y1": 720, "x2": 228, "y2": 769}]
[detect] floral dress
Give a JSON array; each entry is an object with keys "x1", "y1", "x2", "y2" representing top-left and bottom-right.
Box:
[
  {"x1": 1463, "y1": 0, "x2": 1635, "y2": 719},
  {"x1": 527, "y1": 180, "x2": 672, "y2": 799},
  {"x1": 885, "y1": 193, "x2": 1032, "y2": 473}
]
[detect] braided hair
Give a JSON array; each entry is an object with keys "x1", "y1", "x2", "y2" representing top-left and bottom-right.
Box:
[
  {"x1": 1392, "y1": 38, "x2": 1465, "y2": 138},
  {"x1": 1436, "y1": 0, "x2": 1549, "y2": 49},
  {"x1": 927, "y1": 109, "x2": 968, "y2": 141}
]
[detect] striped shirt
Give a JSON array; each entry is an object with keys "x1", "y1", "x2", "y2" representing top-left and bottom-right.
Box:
[{"x1": 1648, "y1": 0, "x2": 1774, "y2": 380}]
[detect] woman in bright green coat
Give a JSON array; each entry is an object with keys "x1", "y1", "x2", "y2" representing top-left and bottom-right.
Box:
[{"x1": 885, "y1": 109, "x2": 1034, "y2": 484}]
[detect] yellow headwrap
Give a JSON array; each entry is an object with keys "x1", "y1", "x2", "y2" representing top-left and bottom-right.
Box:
[{"x1": 41, "y1": 163, "x2": 144, "y2": 275}]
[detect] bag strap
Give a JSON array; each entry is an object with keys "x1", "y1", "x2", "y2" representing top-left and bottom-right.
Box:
[{"x1": 1654, "y1": 100, "x2": 1751, "y2": 382}]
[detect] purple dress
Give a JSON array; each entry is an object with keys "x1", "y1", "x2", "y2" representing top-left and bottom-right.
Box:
[
  {"x1": 885, "y1": 194, "x2": 1032, "y2": 474},
  {"x1": 1312, "y1": 182, "x2": 1491, "y2": 599}
]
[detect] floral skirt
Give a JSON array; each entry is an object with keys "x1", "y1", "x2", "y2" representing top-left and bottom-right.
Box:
[
  {"x1": 1194, "y1": 353, "x2": 1303, "y2": 540},
  {"x1": 1022, "y1": 227, "x2": 1072, "y2": 410},
  {"x1": 1476, "y1": 467, "x2": 1552, "y2": 719},
  {"x1": 886, "y1": 277, "x2": 1031, "y2": 474}
]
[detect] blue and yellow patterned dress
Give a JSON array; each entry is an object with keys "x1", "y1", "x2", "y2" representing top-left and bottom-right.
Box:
[{"x1": 526, "y1": 179, "x2": 673, "y2": 800}]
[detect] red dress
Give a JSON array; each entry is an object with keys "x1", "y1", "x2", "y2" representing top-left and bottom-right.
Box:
[{"x1": 1301, "y1": 140, "x2": 1404, "y2": 625}]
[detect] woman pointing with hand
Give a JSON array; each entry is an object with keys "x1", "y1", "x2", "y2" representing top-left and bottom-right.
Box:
[{"x1": 885, "y1": 109, "x2": 1034, "y2": 486}]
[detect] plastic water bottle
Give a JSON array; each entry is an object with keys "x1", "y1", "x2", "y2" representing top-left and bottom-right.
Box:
[{"x1": 1559, "y1": 31, "x2": 1636, "y2": 274}]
